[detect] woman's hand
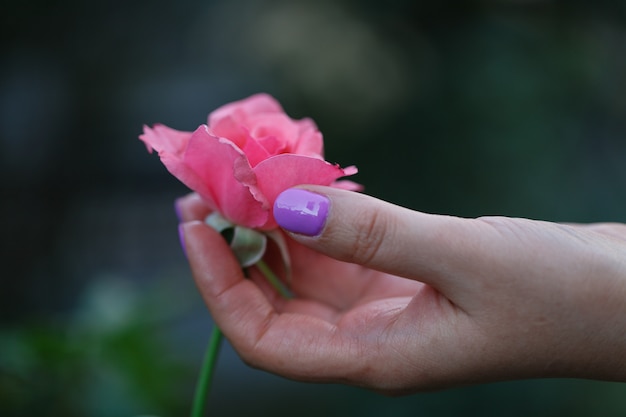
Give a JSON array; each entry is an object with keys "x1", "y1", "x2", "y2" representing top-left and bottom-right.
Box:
[{"x1": 177, "y1": 187, "x2": 626, "y2": 394}]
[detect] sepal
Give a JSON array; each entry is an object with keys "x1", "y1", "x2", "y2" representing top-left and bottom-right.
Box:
[{"x1": 205, "y1": 212, "x2": 267, "y2": 268}]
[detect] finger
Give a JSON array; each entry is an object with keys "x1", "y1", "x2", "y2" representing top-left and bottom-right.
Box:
[
  {"x1": 181, "y1": 220, "x2": 273, "y2": 340},
  {"x1": 175, "y1": 193, "x2": 211, "y2": 222},
  {"x1": 272, "y1": 186, "x2": 483, "y2": 295},
  {"x1": 180, "y1": 220, "x2": 361, "y2": 382},
  {"x1": 579, "y1": 222, "x2": 626, "y2": 242}
]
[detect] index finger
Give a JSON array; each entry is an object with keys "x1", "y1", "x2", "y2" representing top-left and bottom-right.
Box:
[
  {"x1": 176, "y1": 192, "x2": 211, "y2": 222},
  {"x1": 180, "y1": 220, "x2": 363, "y2": 383}
]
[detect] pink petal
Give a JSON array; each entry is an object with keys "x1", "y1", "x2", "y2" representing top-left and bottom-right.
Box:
[
  {"x1": 331, "y1": 179, "x2": 363, "y2": 191},
  {"x1": 139, "y1": 124, "x2": 192, "y2": 155},
  {"x1": 295, "y1": 117, "x2": 318, "y2": 133},
  {"x1": 293, "y1": 126, "x2": 324, "y2": 158},
  {"x1": 208, "y1": 93, "x2": 283, "y2": 127},
  {"x1": 252, "y1": 154, "x2": 358, "y2": 228},
  {"x1": 140, "y1": 124, "x2": 219, "y2": 208},
  {"x1": 209, "y1": 116, "x2": 271, "y2": 167},
  {"x1": 256, "y1": 135, "x2": 284, "y2": 156},
  {"x1": 341, "y1": 165, "x2": 358, "y2": 176},
  {"x1": 159, "y1": 151, "x2": 217, "y2": 209},
  {"x1": 241, "y1": 137, "x2": 272, "y2": 168},
  {"x1": 183, "y1": 126, "x2": 269, "y2": 228},
  {"x1": 246, "y1": 113, "x2": 299, "y2": 146},
  {"x1": 209, "y1": 116, "x2": 248, "y2": 148}
]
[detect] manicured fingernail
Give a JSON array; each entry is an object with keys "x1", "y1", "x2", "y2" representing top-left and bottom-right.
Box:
[
  {"x1": 273, "y1": 189, "x2": 330, "y2": 236},
  {"x1": 178, "y1": 224, "x2": 187, "y2": 257},
  {"x1": 174, "y1": 198, "x2": 183, "y2": 222}
]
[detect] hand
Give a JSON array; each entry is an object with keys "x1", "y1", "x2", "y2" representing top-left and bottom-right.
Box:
[{"x1": 177, "y1": 187, "x2": 626, "y2": 394}]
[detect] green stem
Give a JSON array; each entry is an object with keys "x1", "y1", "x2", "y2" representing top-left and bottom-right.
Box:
[
  {"x1": 256, "y1": 259, "x2": 291, "y2": 299},
  {"x1": 190, "y1": 325, "x2": 223, "y2": 417}
]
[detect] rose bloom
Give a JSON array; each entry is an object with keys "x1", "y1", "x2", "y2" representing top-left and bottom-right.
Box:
[{"x1": 140, "y1": 93, "x2": 359, "y2": 229}]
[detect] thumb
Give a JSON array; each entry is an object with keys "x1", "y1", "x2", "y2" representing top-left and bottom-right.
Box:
[{"x1": 272, "y1": 186, "x2": 479, "y2": 294}]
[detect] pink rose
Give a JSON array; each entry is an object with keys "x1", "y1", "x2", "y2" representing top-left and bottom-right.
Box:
[{"x1": 140, "y1": 93, "x2": 359, "y2": 229}]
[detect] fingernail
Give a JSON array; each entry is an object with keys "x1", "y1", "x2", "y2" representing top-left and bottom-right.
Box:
[
  {"x1": 273, "y1": 189, "x2": 330, "y2": 236},
  {"x1": 178, "y1": 224, "x2": 187, "y2": 257},
  {"x1": 174, "y1": 198, "x2": 183, "y2": 222}
]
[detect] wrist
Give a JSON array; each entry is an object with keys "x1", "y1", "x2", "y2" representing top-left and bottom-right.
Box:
[{"x1": 564, "y1": 244, "x2": 626, "y2": 381}]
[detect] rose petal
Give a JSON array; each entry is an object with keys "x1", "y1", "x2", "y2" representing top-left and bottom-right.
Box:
[
  {"x1": 246, "y1": 113, "x2": 299, "y2": 147},
  {"x1": 208, "y1": 93, "x2": 283, "y2": 127},
  {"x1": 139, "y1": 124, "x2": 192, "y2": 155},
  {"x1": 183, "y1": 126, "x2": 269, "y2": 228},
  {"x1": 210, "y1": 116, "x2": 271, "y2": 167},
  {"x1": 341, "y1": 165, "x2": 358, "y2": 176},
  {"x1": 257, "y1": 135, "x2": 285, "y2": 155},
  {"x1": 209, "y1": 116, "x2": 248, "y2": 148},
  {"x1": 159, "y1": 151, "x2": 216, "y2": 209},
  {"x1": 253, "y1": 154, "x2": 357, "y2": 228},
  {"x1": 293, "y1": 125, "x2": 324, "y2": 158},
  {"x1": 140, "y1": 124, "x2": 218, "y2": 208},
  {"x1": 295, "y1": 117, "x2": 318, "y2": 132},
  {"x1": 331, "y1": 179, "x2": 363, "y2": 191}
]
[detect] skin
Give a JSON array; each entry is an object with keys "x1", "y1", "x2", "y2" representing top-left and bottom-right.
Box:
[{"x1": 177, "y1": 186, "x2": 626, "y2": 395}]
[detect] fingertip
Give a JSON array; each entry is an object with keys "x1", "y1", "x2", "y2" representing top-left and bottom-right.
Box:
[
  {"x1": 175, "y1": 193, "x2": 211, "y2": 222},
  {"x1": 180, "y1": 220, "x2": 242, "y2": 295},
  {"x1": 177, "y1": 222, "x2": 187, "y2": 257},
  {"x1": 174, "y1": 198, "x2": 184, "y2": 223},
  {"x1": 273, "y1": 188, "x2": 330, "y2": 236}
]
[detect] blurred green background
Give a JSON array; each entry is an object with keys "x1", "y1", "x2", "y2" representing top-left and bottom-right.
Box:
[{"x1": 1, "y1": 0, "x2": 625, "y2": 416}]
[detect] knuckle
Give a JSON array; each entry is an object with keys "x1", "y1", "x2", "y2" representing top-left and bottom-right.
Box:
[
  {"x1": 230, "y1": 313, "x2": 275, "y2": 371},
  {"x1": 348, "y1": 207, "x2": 389, "y2": 265}
]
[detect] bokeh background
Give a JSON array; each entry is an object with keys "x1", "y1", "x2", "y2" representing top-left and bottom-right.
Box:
[{"x1": 2, "y1": 0, "x2": 625, "y2": 416}]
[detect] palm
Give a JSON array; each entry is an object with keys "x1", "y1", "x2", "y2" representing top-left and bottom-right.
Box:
[
  {"x1": 258, "y1": 237, "x2": 430, "y2": 329},
  {"x1": 240, "y1": 237, "x2": 457, "y2": 387}
]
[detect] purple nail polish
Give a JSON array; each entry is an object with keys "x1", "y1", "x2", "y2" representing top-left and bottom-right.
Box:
[
  {"x1": 178, "y1": 224, "x2": 187, "y2": 257},
  {"x1": 174, "y1": 198, "x2": 183, "y2": 222},
  {"x1": 273, "y1": 189, "x2": 330, "y2": 236}
]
